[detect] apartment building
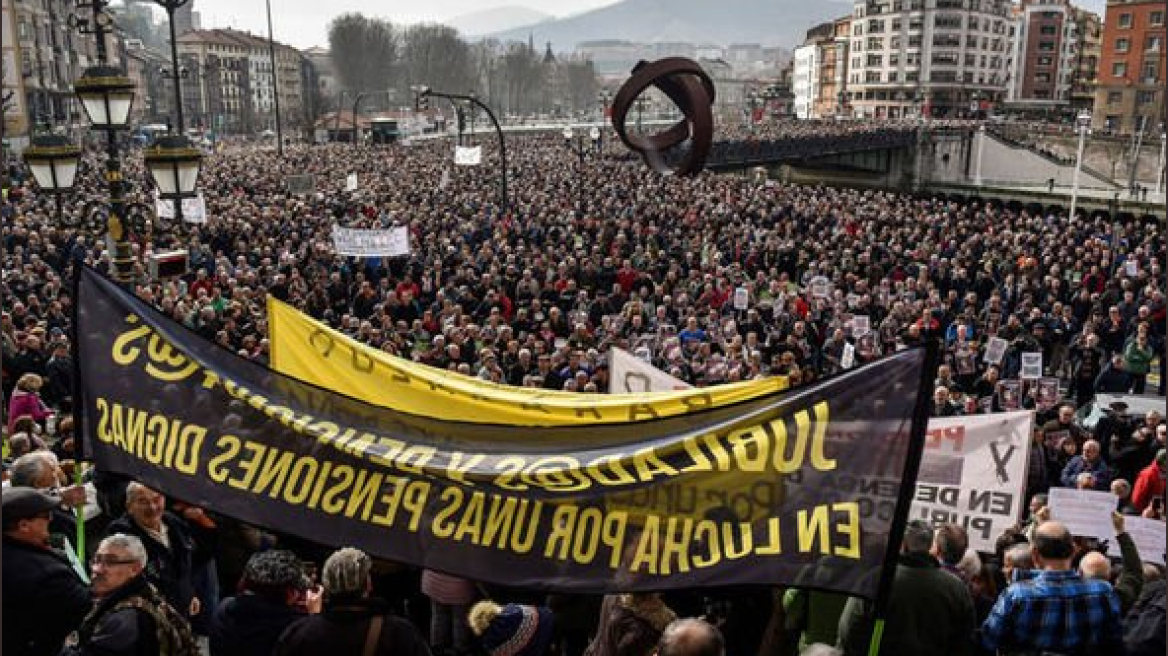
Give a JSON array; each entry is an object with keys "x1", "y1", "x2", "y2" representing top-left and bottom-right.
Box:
[
  {"x1": 176, "y1": 28, "x2": 305, "y2": 134},
  {"x1": 4, "y1": 0, "x2": 126, "y2": 145},
  {"x1": 1004, "y1": 0, "x2": 1080, "y2": 111},
  {"x1": 1092, "y1": 0, "x2": 1165, "y2": 133},
  {"x1": 846, "y1": 0, "x2": 1012, "y2": 119},
  {"x1": 1069, "y1": 7, "x2": 1101, "y2": 111}
]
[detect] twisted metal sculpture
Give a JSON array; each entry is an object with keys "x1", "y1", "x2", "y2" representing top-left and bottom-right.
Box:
[{"x1": 610, "y1": 58, "x2": 716, "y2": 177}]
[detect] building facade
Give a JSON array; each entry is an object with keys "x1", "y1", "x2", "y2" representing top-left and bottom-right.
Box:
[
  {"x1": 1092, "y1": 0, "x2": 1164, "y2": 133},
  {"x1": 176, "y1": 28, "x2": 305, "y2": 135},
  {"x1": 1069, "y1": 7, "x2": 1101, "y2": 111},
  {"x1": 1004, "y1": 0, "x2": 1079, "y2": 112},
  {"x1": 846, "y1": 0, "x2": 1012, "y2": 119},
  {"x1": 4, "y1": 0, "x2": 130, "y2": 146},
  {"x1": 793, "y1": 43, "x2": 819, "y2": 118}
]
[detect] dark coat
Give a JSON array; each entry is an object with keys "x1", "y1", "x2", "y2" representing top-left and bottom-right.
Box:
[
  {"x1": 107, "y1": 511, "x2": 196, "y2": 617},
  {"x1": 274, "y1": 598, "x2": 431, "y2": 656},
  {"x1": 210, "y1": 593, "x2": 306, "y2": 656},
  {"x1": 65, "y1": 575, "x2": 162, "y2": 656},
  {"x1": 838, "y1": 552, "x2": 975, "y2": 656},
  {"x1": 1, "y1": 535, "x2": 93, "y2": 656}
]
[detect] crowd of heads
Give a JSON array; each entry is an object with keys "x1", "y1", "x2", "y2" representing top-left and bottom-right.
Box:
[{"x1": 1, "y1": 120, "x2": 1165, "y2": 656}]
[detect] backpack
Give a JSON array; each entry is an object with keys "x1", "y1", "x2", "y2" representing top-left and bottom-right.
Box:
[{"x1": 112, "y1": 588, "x2": 201, "y2": 656}]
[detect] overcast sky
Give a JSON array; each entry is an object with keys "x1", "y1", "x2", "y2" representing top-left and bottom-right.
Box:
[
  {"x1": 182, "y1": 0, "x2": 1110, "y2": 50},
  {"x1": 188, "y1": 0, "x2": 621, "y2": 49}
]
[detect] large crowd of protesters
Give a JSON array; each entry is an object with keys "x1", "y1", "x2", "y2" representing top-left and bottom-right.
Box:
[{"x1": 1, "y1": 118, "x2": 1165, "y2": 656}]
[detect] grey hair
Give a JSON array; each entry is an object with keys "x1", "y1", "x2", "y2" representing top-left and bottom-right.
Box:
[
  {"x1": 1005, "y1": 543, "x2": 1033, "y2": 570},
  {"x1": 124, "y1": 481, "x2": 156, "y2": 507},
  {"x1": 8, "y1": 451, "x2": 57, "y2": 487},
  {"x1": 657, "y1": 618, "x2": 724, "y2": 656},
  {"x1": 99, "y1": 533, "x2": 149, "y2": 567}
]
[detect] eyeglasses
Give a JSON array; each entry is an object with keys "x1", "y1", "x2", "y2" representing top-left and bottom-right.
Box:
[{"x1": 90, "y1": 555, "x2": 139, "y2": 567}]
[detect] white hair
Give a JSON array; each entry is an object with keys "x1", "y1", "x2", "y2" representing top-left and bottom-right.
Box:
[{"x1": 99, "y1": 533, "x2": 149, "y2": 567}]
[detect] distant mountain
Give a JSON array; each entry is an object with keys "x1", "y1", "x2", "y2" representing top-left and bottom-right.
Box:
[
  {"x1": 488, "y1": 0, "x2": 851, "y2": 50},
  {"x1": 445, "y1": 6, "x2": 554, "y2": 37}
]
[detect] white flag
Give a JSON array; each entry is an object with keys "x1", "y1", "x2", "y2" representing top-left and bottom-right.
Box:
[
  {"x1": 454, "y1": 146, "x2": 482, "y2": 166},
  {"x1": 346, "y1": 173, "x2": 358, "y2": 191},
  {"x1": 608, "y1": 347, "x2": 692, "y2": 394}
]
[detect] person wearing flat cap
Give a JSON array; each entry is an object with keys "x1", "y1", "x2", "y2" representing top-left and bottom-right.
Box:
[
  {"x1": 210, "y1": 549, "x2": 323, "y2": 656},
  {"x1": 2, "y1": 486, "x2": 92, "y2": 656},
  {"x1": 468, "y1": 599, "x2": 555, "y2": 656}
]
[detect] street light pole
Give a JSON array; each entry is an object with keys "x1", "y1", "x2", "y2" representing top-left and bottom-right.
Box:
[
  {"x1": 975, "y1": 124, "x2": 985, "y2": 189},
  {"x1": 1156, "y1": 129, "x2": 1166, "y2": 196},
  {"x1": 265, "y1": 0, "x2": 283, "y2": 155},
  {"x1": 1069, "y1": 110, "x2": 1091, "y2": 220},
  {"x1": 416, "y1": 86, "x2": 508, "y2": 210}
]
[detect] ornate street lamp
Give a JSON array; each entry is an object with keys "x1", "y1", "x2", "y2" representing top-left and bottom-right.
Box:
[
  {"x1": 144, "y1": 135, "x2": 203, "y2": 201},
  {"x1": 74, "y1": 65, "x2": 135, "y2": 130},
  {"x1": 22, "y1": 134, "x2": 81, "y2": 194}
]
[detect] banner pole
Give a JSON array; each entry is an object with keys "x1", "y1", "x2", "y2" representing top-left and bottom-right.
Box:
[
  {"x1": 70, "y1": 266, "x2": 87, "y2": 561},
  {"x1": 866, "y1": 336, "x2": 940, "y2": 656}
]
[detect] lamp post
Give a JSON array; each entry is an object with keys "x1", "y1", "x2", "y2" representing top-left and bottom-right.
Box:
[
  {"x1": 152, "y1": 0, "x2": 203, "y2": 227},
  {"x1": 974, "y1": 124, "x2": 986, "y2": 189},
  {"x1": 563, "y1": 126, "x2": 598, "y2": 212},
  {"x1": 1156, "y1": 129, "x2": 1165, "y2": 196},
  {"x1": 597, "y1": 90, "x2": 611, "y2": 152},
  {"x1": 21, "y1": 134, "x2": 81, "y2": 219},
  {"x1": 415, "y1": 86, "x2": 508, "y2": 211},
  {"x1": 1069, "y1": 110, "x2": 1091, "y2": 220}
]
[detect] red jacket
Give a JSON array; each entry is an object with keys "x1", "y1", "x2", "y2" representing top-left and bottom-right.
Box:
[{"x1": 1131, "y1": 462, "x2": 1166, "y2": 512}]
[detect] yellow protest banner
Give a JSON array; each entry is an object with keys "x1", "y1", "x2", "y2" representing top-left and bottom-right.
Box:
[{"x1": 267, "y1": 298, "x2": 787, "y2": 425}]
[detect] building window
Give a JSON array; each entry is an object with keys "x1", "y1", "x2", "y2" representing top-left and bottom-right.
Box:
[
  {"x1": 1112, "y1": 62, "x2": 1127, "y2": 76},
  {"x1": 1143, "y1": 61, "x2": 1160, "y2": 81},
  {"x1": 1038, "y1": 41, "x2": 1055, "y2": 51},
  {"x1": 1116, "y1": 38, "x2": 1129, "y2": 53},
  {"x1": 1146, "y1": 35, "x2": 1163, "y2": 52},
  {"x1": 1037, "y1": 56, "x2": 1053, "y2": 66},
  {"x1": 1036, "y1": 73, "x2": 1051, "y2": 83},
  {"x1": 1136, "y1": 90, "x2": 1156, "y2": 104},
  {"x1": 1150, "y1": 11, "x2": 1163, "y2": 26},
  {"x1": 1117, "y1": 13, "x2": 1132, "y2": 29},
  {"x1": 1040, "y1": 25, "x2": 1057, "y2": 36}
]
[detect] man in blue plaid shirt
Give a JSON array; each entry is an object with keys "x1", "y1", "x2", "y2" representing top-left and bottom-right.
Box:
[{"x1": 980, "y1": 520, "x2": 1123, "y2": 655}]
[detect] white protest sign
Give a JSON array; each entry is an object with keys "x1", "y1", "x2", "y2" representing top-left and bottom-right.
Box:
[
  {"x1": 1048, "y1": 487, "x2": 1118, "y2": 539},
  {"x1": 1020, "y1": 352, "x2": 1043, "y2": 379},
  {"x1": 331, "y1": 225, "x2": 410, "y2": 257},
  {"x1": 733, "y1": 287, "x2": 749, "y2": 310},
  {"x1": 155, "y1": 193, "x2": 207, "y2": 224},
  {"x1": 841, "y1": 343, "x2": 855, "y2": 370},
  {"x1": 911, "y1": 411, "x2": 1033, "y2": 551},
  {"x1": 809, "y1": 275, "x2": 831, "y2": 299},
  {"x1": 851, "y1": 315, "x2": 870, "y2": 337},
  {"x1": 608, "y1": 347, "x2": 691, "y2": 394},
  {"x1": 984, "y1": 336, "x2": 1008, "y2": 364},
  {"x1": 454, "y1": 145, "x2": 482, "y2": 166},
  {"x1": 346, "y1": 172, "x2": 358, "y2": 191},
  {"x1": 1108, "y1": 517, "x2": 1166, "y2": 565},
  {"x1": 1124, "y1": 260, "x2": 1138, "y2": 277},
  {"x1": 439, "y1": 169, "x2": 451, "y2": 189}
]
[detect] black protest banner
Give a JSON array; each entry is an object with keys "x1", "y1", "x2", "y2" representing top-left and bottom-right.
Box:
[{"x1": 76, "y1": 266, "x2": 928, "y2": 597}]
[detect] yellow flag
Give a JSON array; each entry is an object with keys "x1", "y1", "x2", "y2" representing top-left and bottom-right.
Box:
[{"x1": 267, "y1": 298, "x2": 787, "y2": 426}]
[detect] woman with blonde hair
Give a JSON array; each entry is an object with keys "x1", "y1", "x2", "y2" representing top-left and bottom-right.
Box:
[{"x1": 7, "y1": 373, "x2": 52, "y2": 434}]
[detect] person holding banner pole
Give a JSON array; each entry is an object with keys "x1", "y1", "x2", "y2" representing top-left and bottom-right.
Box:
[{"x1": 836, "y1": 520, "x2": 976, "y2": 656}]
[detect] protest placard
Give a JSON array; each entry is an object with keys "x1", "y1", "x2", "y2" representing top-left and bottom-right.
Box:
[
  {"x1": 1020, "y1": 352, "x2": 1043, "y2": 379},
  {"x1": 911, "y1": 412, "x2": 1033, "y2": 551},
  {"x1": 1108, "y1": 517, "x2": 1167, "y2": 565},
  {"x1": 984, "y1": 337, "x2": 1008, "y2": 364},
  {"x1": 1048, "y1": 487, "x2": 1117, "y2": 539}
]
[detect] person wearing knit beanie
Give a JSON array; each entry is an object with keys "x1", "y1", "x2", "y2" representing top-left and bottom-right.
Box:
[{"x1": 468, "y1": 599, "x2": 555, "y2": 656}]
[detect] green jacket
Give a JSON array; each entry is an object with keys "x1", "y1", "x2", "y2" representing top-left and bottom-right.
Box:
[
  {"x1": 837, "y1": 553, "x2": 975, "y2": 656},
  {"x1": 1123, "y1": 340, "x2": 1154, "y2": 375},
  {"x1": 1114, "y1": 530, "x2": 1145, "y2": 614}
]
